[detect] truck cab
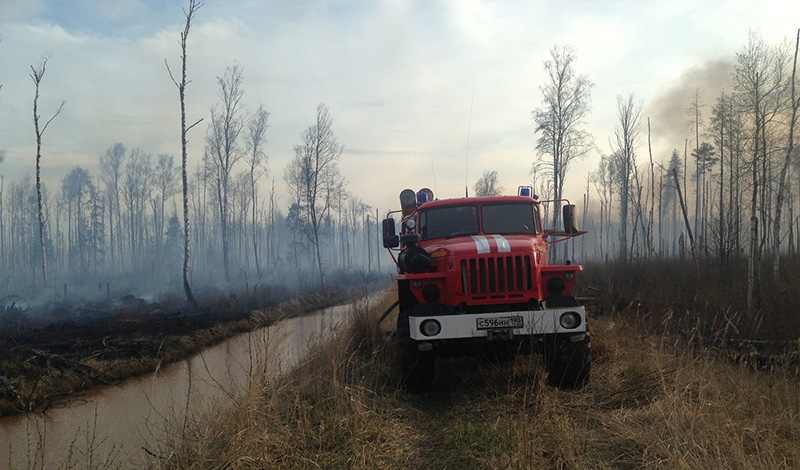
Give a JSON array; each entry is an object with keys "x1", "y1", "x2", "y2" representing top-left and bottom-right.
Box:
[{"x1": 384, "y1": 187, "x2": 590, "y2": 392}]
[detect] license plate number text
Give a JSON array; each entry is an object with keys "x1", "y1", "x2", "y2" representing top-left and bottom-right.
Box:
[{"x1": 476, "y1": 316, "x2": 523, "y2": 330}]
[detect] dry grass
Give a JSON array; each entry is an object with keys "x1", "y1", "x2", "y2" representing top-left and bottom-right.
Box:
[
  {"x1": 581, "y1": 257, "x2": 800, "y2": 341},
  {"x1": 154, "y1": 289, "x2": 800, "y2": 469}
]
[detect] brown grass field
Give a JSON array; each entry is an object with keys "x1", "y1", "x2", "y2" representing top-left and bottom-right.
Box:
[{"x1": 152, "y1": 260, "x2": 800, "y2": 469}]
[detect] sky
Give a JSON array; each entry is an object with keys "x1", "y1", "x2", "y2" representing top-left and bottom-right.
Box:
[{"x1": 0, "y1": 0, "x2": 799, "y2": 215}]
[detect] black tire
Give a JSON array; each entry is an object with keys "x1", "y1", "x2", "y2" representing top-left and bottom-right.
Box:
[
  {"x1": 546, "y1": 331, "x2": 591, "y2": 390},
  {"x1": 397, "y1": 311, "x2": 435, "y2": 393}
]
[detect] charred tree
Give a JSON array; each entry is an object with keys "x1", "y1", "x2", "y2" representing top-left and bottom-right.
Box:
[
  {"x1": 206, "y1": 64, "x2": 246, "y2": 283},
  {"x1": 153, "y1": 154, "x2": 179, "y2": 256},
  {"x1": 30, "y1": 57, "x2": 65, "y2": 290},
  {"x1": 99, "y1": 143, "x2": 126, "y2": 273},
  {"x1": 647, "y1": 118, "x2": 655, "y2": 257},
  {"x1": 734, "y1": 31, "x2": 788, "y2": 318},
  {"x1": 122, "y1": 149, "x2": 152, "y2": 268},
  {"x1": 688, "y1": 91, "x2": 703, "y2": 244},
  {"x1": 245, "y1": 105, "x2": 269, "y2": 278},
  {"x1": 285, "y1": 104, "x2": 345, "y2": 288},
  {"x1": 613, "y1": 94, "x2": 642, "y2": 261},
  {"x1": 772, "y1": 28, "x2": 800, "y2": 280},
  {"x1": 166, "y1": 0, "x2": 203, "y2": 309}
]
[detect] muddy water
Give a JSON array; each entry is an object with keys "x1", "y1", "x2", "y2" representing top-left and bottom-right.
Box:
[{"x1": 0, "y1": 304, "x2": 353, "y2": 469}]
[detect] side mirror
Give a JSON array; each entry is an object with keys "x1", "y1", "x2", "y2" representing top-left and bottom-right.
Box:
[
  {"x1": 382, "y1": 218, "x2": 399, "y2": 248},
  {"x1": 562, "y1": 205, "x2": 579, "y2": 234}
]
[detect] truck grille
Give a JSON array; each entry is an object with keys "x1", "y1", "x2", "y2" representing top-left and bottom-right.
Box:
[{"x1": 461, "y1": 255, "x2": 532, "y2": 296}]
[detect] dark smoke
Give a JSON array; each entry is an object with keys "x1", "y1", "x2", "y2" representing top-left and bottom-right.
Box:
[{"x1": 645, "y1": 58, "x2": 734, "y2": 162}]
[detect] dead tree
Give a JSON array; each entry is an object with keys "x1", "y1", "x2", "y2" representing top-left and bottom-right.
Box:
[
  {"x1": 30, "y1": 57, "x2": 66, "y2": 290},
  {"x1": 710, "y1": 93, "x2": 729, "y2": 265},
  {"x1": 99, "y1": 143, "x2": 126, "y2": 272},
  {"x1": 532, "y1": 45, "x2": 593, "y2": 262},
  {"x1": 245, "y1": 105, "x2": 269, "y2": 278},
  {"x1": 647, "y1": 118, "x2": 655, "y2": 257},
  {"x1": 590, "y1": 156, "x2": 614, "y2": 261},
  {"x1": 688, "y1": 91, "x2": 703, "y2": 243},
  {"x1": 473, "y1": 170, "x2": 504, "y2": 196},
  {"x1": 613, "y1": 94, "x2": 642, "y2": 261},
  {"x1": 671, "y1": 168, "x2": 695, "y2": 257},
  {"x1": 772, "y1": 28, "x2": 800, "y2": 280},
  {"x1": 285, "y1": 103, "x2": 345, "y2": 287},
  {"x1": 206, "y1": 64, "x2": 246, "y2": 283},
  {"x1": 153, "y1": 154, "x2": 179, "y2": 253},
  {"x1": 735, "y1": 31, "x2": 788, "y2": 318},
  {"x1": 122, "y1": 149, "x2": 153, "y2": 267},
  {"x1": 166, "y1": 0, "x2": 203, "y2": 309}
]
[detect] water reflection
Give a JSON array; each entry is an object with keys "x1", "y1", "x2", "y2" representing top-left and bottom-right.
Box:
[{"x1": 0, "y1": 304, "x2": 352, "y2": 469}]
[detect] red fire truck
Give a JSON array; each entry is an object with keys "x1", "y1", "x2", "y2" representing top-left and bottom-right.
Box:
[{"x1": 383, "y1": 187, "x2": 590, "y2": 392}]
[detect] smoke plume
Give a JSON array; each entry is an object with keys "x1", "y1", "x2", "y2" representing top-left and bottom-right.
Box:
[{"x1": 645, "y1": 58, "x2": 734, "y2": 163}]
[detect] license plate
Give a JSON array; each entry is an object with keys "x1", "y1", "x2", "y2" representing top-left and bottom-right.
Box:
[{"x1": 476, "y1": 316, "x2": 523, "y2": 330}]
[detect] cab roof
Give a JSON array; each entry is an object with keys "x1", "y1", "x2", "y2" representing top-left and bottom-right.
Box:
[{"x1": 417, "y1": 195, "x2": 539, "y2": 209}]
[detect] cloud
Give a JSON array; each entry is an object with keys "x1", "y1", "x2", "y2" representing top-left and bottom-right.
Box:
[
  {"x1": 83, "y1": 0, "x2": 149, "y2": 23},
  {"x1": 2, "y1": 0, "x2": 800, "y2": 215},
  {"x1": 0, "y1": 0, "x2": 43, "y2": 23}
]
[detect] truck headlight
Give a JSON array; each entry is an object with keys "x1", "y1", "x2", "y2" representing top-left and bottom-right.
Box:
[
  {"x1": 422, "y1": 284, "x2": 440, "y2": 302},
  {"x1": 546, "y1": 277, "x2": 565, "y2": 295},
  {"x1": 420, "y1": 319, "x2": 441, "y2": 337},
  {"x1": 559, "y1": 311, "x2": 581, "y2": 329}
]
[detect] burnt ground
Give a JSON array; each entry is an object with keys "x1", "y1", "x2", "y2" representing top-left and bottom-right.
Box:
[{"x1": 0, "y1": 288, "x2": 353, "y2": 417}]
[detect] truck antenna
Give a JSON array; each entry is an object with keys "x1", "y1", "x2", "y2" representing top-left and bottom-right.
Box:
[
  {"x1": 431, "y1": 160, "x2": 438, "y2": 196},
  {"x1": 465, "y1": 84, "x2": 475, "y2": 198}
]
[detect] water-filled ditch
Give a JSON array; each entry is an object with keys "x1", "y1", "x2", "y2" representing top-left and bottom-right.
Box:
[{"x1": 0, "y1": 303, "x2": 353, "y2": 469}]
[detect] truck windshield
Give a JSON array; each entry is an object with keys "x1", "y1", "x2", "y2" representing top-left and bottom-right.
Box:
[
  {"x1": 481, "y1": 203, "x2": 540, "y2": 235},
  {"x1": 420, "y1": 205, "x2": 479, "y2": 239}
]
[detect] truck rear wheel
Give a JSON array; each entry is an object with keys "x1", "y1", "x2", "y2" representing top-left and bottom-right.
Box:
[
  {"x1": 397, "y1": 311, "x2": 435, "y2": 393},
  {"x1": 546, "y1": 331, "x2": 591, "y2": 390}
]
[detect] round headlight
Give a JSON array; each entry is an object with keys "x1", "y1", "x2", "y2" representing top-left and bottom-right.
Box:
[
  {"x1": 420, "y1": 319, "x2": 441, "y2": 337},
  {"x1": 404, "y1": 218, "x2": 416, "y2": 230},
  {"x1": 559, "y1": 311, "x2": 581, "y2": 329},
  {"x1": 546, "y1": 277, "x2": 566, "y2": 295},
  {"x1": 422, "y1": 284, "x2": 440, "y2": 302}
]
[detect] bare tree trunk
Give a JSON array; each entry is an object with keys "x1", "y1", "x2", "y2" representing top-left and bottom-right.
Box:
[
  {"x1": 672, "y1": 168, "x2": 695, "y2": 257},
  {"x1": 30, "y1": 58, "x2": 66, "y2": 291},
  {"x1": 692, "y1": 90, "x2": 701, "y2": 243},
  {"x1": 772, "y1": 28, "x2": 799, "y2": 280},
  {"x1": 747, "y1": 85, "x2": 761, "y2": 320},
  {"x1": 285, "y1": 104, "x2": 344, "y2": 288},
  {"x1": 657, "y1": 170, "x2": 663, "y2": 256},
  {"x1": 268, "y1": 177, "x2": 276, "y2": 269},
  {"x1": 614, "y1": 95, "x2": 642, "y2": 261},
  {"x1": 246, "y1": 106, "x2": 269, "y2": 279},
  {"x1": 647, "y1": 118, "x2": 655, "y2": 257},
  {"x1": 250, "y1": 176, "x2": 260, "y2": 277},
  {"x1": 718, "y1": 93, "x2": 726, "y2": 266},
  {"x1": 167, "y1": 0, "x2": 203, "y2": 309}
]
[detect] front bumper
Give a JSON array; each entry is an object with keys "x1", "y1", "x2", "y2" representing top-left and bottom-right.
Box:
[{"x1": 408, "y1": 307, "x2": 586, "y2": 341}]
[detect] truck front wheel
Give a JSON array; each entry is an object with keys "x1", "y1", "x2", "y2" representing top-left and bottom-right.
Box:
[
  {"x1": 546, "y1": 331, "x2": 591, "y2": 390},
  {"x1": 397, "y1": 311, "x2": 435, "y2": 393}
]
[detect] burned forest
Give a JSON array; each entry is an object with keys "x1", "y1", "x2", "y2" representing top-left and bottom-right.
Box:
[{"x1": 0, "y1": 2, "x2": 799, "y2": 468}]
